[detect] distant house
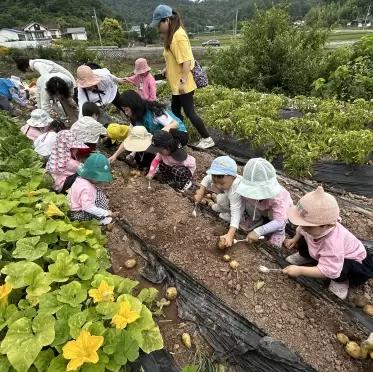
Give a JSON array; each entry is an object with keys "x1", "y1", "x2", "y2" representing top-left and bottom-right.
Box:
[
  {"x1": 65, "y1": 27, "x2": 87, "y2": 41},
  {"x1": 12, "y1": 22, "x2": 62, "y2": 40},
  {"x1": 0, "y1": 28, "x2": 32, "y2": 43},
  {"x1": 130, "y1": 26, "x2": 141, "y2": 35}
]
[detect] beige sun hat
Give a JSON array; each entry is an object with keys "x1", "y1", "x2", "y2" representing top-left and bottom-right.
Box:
[
  {"x1": 76, "y1": 66, "x2": 101, "y2": 88},
  {"x1": 287, "y1": 186, "x2": 340, "y2": 227},
  {"x1": 123, "y1": 126, "x2": 152, "y2": 152},
  {"x1": 27, "y1": 109, "x2": 52, "y2": 128},
  {"x1": 134, "y1": 58, "x2": 151, "y2": 75}
]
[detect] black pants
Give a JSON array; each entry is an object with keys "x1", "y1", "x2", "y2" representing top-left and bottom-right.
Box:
[
  {"x1": 0, "y1": 94, "x2": 11, "y2": 114},
  {"x1": 298, "y1": 236, "x2": 373, "y2": 286},
  {"x1": 171, "y1": 91, "x2": 209, "y2": 139},
  {"x1": 159, "y1": 162, "x2": 192, "y2": 190},
  {"x1": 134, "y1": 152, "x2": 155, "y2": 170},
  {"x1": 169, "y1": 129, "x2": 189, "y2": 147},
  {"x1": 111, "y1": 90, "x2": 126, "y2": 115}
]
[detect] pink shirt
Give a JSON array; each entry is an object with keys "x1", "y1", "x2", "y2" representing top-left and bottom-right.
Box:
[
  {"x1": 297, "y1": 223, "x2": 366, "y2": 279},
  {"x1": 68, "y1": 176, "x2": 97, "y2": 211},
  {"x1": 21, "y1": 125, "x2": 42, "y2": 141},
  {"x1": 51, "y1": 159, "x2": 81, "y2": 192},
  {"x1": 243, "y1": 188, "x2": 293, "y2": 222},
  {"x1": 124, "y1": 73, "x2": 156, "y2": 101},
  {"x1": 149, "y1": 153, "x2": 196, "y2": 175}
]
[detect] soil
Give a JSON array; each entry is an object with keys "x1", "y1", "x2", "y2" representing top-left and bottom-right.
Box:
[{"x1": 101, "y1": 148, "x2": 373, "y2": 372}]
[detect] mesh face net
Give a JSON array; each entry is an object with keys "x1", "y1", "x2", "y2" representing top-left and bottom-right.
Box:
[{"x1": 243, "y1": 158, "x2": 276, "y2": 184}]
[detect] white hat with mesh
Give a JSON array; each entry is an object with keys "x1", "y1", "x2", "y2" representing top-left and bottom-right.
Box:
[{"x1": 236, "y1": 158, "x2": 283, "y2": 199}]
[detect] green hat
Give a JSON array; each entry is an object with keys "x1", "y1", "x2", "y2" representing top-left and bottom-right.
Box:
[{"x1": 77, "y1": 153, "x2": 113, "y2": 182}]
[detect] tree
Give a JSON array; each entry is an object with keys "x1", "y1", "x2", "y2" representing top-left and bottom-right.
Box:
[
  {"x1": 100, "y1": 18, "x2": 126, "y2": 46},
  {"x1": 139, "y1": 23, "x2": 158, "y2": 44}
]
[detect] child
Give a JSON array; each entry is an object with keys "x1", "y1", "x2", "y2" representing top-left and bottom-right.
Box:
[
  {"x1": 21, "y1": 109, "x2": 51, "y2": 141},
  {"x1": 46, "y1": 130, "x2": 89, "y2": 192},
  {"x1": 236, "y1": 157, "x2": 293, "y2": 248},
  {"x1": 284, "y1": 186, "x2": 373, "y2": 300},
  {"x1": 195, "y1": 156, "x2": 242, "y2": 247},
  {"x1": 122, "y1": 58, "x2": 157, "y2": 101},
  {"x1": 146, "y1": 130, "x2": 195, "y2": 193},
  {"x1": 68, "y1": 153, "x2": 113, "y2": 225},
  {"x1": 33, "y1": 120, "x2": 66, "y2": 163},
  {"x1": 0, "y1": 76, "x2": 29, "y2": 115}
]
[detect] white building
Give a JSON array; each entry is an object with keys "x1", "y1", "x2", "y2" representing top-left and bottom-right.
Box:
[
  {"x1": 65, "y1": 27, "x2": 88, "y2": 41},
  {"x1": 12, "y1": 22, "x2": 62, "y2": 40},
  {"x1": 0, "y1": 29, "x2": 32, "y2": 43}
]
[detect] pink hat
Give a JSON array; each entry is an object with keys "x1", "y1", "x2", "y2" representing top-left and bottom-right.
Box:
[
  {"x1": 76, "y1": 66, "x2": 101, "y2": 88},
  {"x1": 134, "y1": 58, "x2": 151, "y2": 75},
  {"x1": 287, "y1": 186, "x2": 340, "y2": 226}
]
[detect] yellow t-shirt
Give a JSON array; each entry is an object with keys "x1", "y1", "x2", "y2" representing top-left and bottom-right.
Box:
[{"x1": 164, "y1": 27, "x2": 196, "y2": 95}]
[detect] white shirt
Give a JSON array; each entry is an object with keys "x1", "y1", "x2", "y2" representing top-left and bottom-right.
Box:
[
  {"x1": 33, "y1": 132, "x2": 57, "y2": 157},
  {"x1": 201, "y1": 175, "x2": 243, "y2": 229},
  {"x1": 30, "y1": 59, "x2": 75, "y2": 85},
  {"x1": 77, "y1": 68, "x2": 119, "y2": 119},
  {"x1": 70, "y1": 116, "x2": 107, "y2": 144}
]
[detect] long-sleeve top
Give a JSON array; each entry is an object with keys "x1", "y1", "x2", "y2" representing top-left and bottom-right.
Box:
[
  {"x1": 149, "y1": 153, "x2": 196, "y2": 175},
  {"x1": 36, "y1": 73, "x2": 75, "y2": 114},
  {"x1": 202, "y1": 174, "x2": 243, "y2": 229},
  {"x1": 70, "y1": 117, "x2": 107, "y2": 144},
  {"x1": 297, "y1": 223, "x2": 366, "y2": 279},
  {"x1": 20, "y1": 125, "x2": 43, "y2": 141},
  {"x1": 0, "y1": 78, "x2": 28, "y2": 106},
  {"x1": 123, "y1": 73, "x2": 157, "y2": 101},
  {"x1": 33, "y1": 131, "x2": 57, "y2": 156},
  {"x1": 77, "y1": 68, "x2": 119, "y2": 118},
  {"x1": 30, "y1": 59, "x2": 75, "y2": 84}
]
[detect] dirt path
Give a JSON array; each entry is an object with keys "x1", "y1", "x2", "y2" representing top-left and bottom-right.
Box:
[{"x1": 102, "y1": 148, "x2": 373, "y2": 372}]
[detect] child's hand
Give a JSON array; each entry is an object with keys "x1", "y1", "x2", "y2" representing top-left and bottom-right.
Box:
[
  {"x1": 283, "y1": 265, "x2": 303, "y2": 277},
  {"x1": 126, "y1": 154, "x2": 135, "y2": 163},
  {"x1": 146, "y1": 173, "x2": 154, "y2": 180},
  {"x1": 118, "y1": 78, "x2": 126, "y2": 85},
  {"x1": 220, "y1": 233, "x2": 234, "y2": 247},
  {"x1": 108, "y1": 154, "x2": 117, "y2": 163},
  {"x1": 246, "y1": 231, "x2": 260, "y2": 243},
  {"x1": 284, "y1": 238, "x2": 297, "y2": 249},
  {"x1": 162, "y1": 68, "x2": 167, "y2": 77},
  {"x1": 194, "y1": 188, "x2": 204, "y2": 204},
  {"x1": 107, "y1": 210, "x2": 113, "y2": 217}
]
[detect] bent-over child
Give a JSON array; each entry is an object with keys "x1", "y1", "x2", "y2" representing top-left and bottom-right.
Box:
[
  {"x1": 284, "y1": 186, "x2": 373, "y2": 299},
  {"x1": 236, "y1": 157, "x2": 293, "y2": 248},
  {"x1": 68, "y1": 153, "x2": 113, "y2": 225},
  {"x1": 195, "y1": 156, "x2": 242, "y2": 247},
  {"x1": 21, "y1": 109, "x2": 51, "y2": 141}
]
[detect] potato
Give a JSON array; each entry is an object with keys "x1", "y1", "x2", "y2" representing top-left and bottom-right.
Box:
[
  {"x1": 345, "y1": 342, "x2": 362, "y2": 359},
  {"x1": 230, "y1": 260, "x2": 239, "y2": 269},
  {"x1": 157, "y1": 298, "x2": 170, "y2": 307},
  {"x1": 336, "y1": 333, "x2": 349, "y2": 345},
  {"x1": 206, "y1": 193, "x2": 212, "y2": 199},
  {"x1": 182, "y1": 333, "x2": 192, "y2": 349},
  {"x1": 201, "y1": 199, "x2": 207, "y2": 205},
  {"x1": 165, "y1": 287, "x2": 178, "y2": 300},
  {"x1": 208, "y1": 201, "x2": 214, "y2": 207},
  {"x1": 124, "y1": 259, "x2": 137, "y2": 269},
  {"x1": 223, "y1": 254, "x2": 231, "y2": 262},
  {"x1": 361, "y1": 345, "x2": 369, "y2": 359},
  {"x1": 105, "y1": 223, "x2": 114, "y2": 232},
  {"x1": 136, "y1": 170, "x2": 141, "y2": 177},
  {"x1": 363, "y1": 305, "x2": 373, "y2": 317},
  {"x1": 218, "y1": 237, "x2": 226, "y2": 250},
  {"x1": 130, "y1": 170, "x2": 137, "y2": 176},
  {"x1": 353, "y1": 295, "x2": 366, "y2": 308},
  {"x1": 370, "y1": 351, "x2": 373, "y2": 360},
  {"x1": 254, "y1": 280, "x2": 265, "y2": 292},
  {"x1": 211, "y1": 193, "x2": 217, "y2": 202}
]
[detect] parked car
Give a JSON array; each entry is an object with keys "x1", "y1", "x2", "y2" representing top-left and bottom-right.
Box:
[{"x1": 202, "y1": 40, "x2": 220, "y2": 47}]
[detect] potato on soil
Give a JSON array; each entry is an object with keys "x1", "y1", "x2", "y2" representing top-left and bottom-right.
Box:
[
  {"x1": 211, "y1": 193, "x2": 217, "y2": 202},
  {"x1": 208, "y1": 201, "x2": 214, "y2": 207},
  {"x1": 344, "y1": 342, "x2": 362, "y2": 359},
  {"x1": 363, "y1": 304, "x2": 373, "y2": 317},
  {"x1": 230, "y1": 260, "x2": 239, "y2": 269},
  {"x1": 223, "y1": 254, "x2": 231, "y2": 262},
  {"x1": 182, "y1": 333, "x2": 192, "y2": 348},
  {"x1": 201, "y1": 199, "x2": 207, "y2": 205},
  {"x1": 353, "y1": 295, "x2": 366, "y2": 308},
  {"x1": 165, "y1": 287, "x2": 178, "y2": 300},
  {"x1": 130, "y1": 170, "x2": 137, "y2": 176},
  {"x1": 206, "y1": 193, "x2": 212, "y2": 199},
  {"x1": 135, "y1": 170, "x2": 141, "y2": 176},
  {"x1": 124, "y1": 259, "x2": 137, "y2": 269},
  {"x1": 336, "y1": 333, "x2": 349, "y2": 345},
  {"x1": 218, "y1": 237, "x2": 226, "y2": 250},
  {"x1": 361, "y1": 345, "x2": 369, "y2": 359}
]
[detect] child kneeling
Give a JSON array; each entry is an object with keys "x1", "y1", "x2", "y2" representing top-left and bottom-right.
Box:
[
  {"x1": 195, "y1": 156, "x2": 242, "y2": 247},
  {"x1": 284, "y1": 186, "x2": 373, "y2": 300},
  {"x1": 68, "y1": 153, "x2": 113, "y2": 225},
  {"x1": 146, "y1": 130, "x2": 195, "y2": 193},
  {"x1": 237, "y1": 158, "x2": 293, "y2": 248}
]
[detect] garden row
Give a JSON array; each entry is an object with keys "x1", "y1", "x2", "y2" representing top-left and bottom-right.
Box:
[{"x1": 0, "y1": 113, "x2": 163, "y2": 372}]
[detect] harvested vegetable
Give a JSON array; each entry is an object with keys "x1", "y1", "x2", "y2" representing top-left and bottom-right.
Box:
[
  {"x1": 165, "y1": 287, "x2": 178, "y2": 300},
  {"x1": 208, "y1": 201, "x2": 214, "y2": 207},
  {"x1": 361, "y1": 345, "x2": 369, "y2": 359},
  {"x1": 130, "y1": 170, "x2": 137, "y2": 176},
  {"x1": 363, "y1": 304, "x2": 373, "y2": 317},
  {"x1": 345, "y1": 341, "x2": 362, "y2": 359},
  {"x1": 353, "y1": 295, "x2": 366, "y2": 308},
  {"x1": 230, "y1": 260, "x2": 239, "y2": 269},
  {"x1": 254, "y1": 280, "x2": 265, "y2": 292},
  {"x1": 182, "y1": 333, "x2": 192, "y2": 348},
  {"x1": 223, "y1": 255, "x2": 231, "y2": 262},
  {"x1": 218, "y1": 237, "x2": 226, "y2": 250},
  {"x1": 211, "y1": 193, "x2": 217, "y2": 202},
  {"x1": 124, "y1": 259, "x2": 137, "y2": 269},
  {"x1": 206, "y1": 193, "x2": 212, "y2": 199},
  {"x1": 336, "y1": 333, "x2": 349, "y2": 345}
]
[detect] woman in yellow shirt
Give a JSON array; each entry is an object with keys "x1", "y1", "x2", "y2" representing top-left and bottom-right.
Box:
[{"x1": 151, "y1": 4, "x2": 215, "y2": 149}]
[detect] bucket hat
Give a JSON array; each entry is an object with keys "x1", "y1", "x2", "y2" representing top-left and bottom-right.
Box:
[
  {"x1": 146, "y1": 130, "x2": 187, "y2": 161},
  {"x1": 206, "y1": 156, "x2": 237, "y2": 177},
  {"x1": 107, "y1": 124, "x2": 130, "y2": 143},
  {"x1": 76, "y1": 66, "x2": 101, "y2": 88},
  {"x1": 123, "y1": 126, "x2": 152, "y2": 152},
  {"x1": 77, "y1": 153, "x2": 113, "y2": 182},
  {"x1": 27, "y1": 109, "x2": 52, "y2": 128},
  {"x1": 287, "y1": 186, "x2": 340, "y2": 227},
  {"x1": 236, "y1": 157, "x2": 282, "y2": 200},
  {"x1": 134, "y1": 58, "x2": 151, "y2": 75},
  {"x1": 151, "y1": 5, "x2": 173, "y2": 27}
]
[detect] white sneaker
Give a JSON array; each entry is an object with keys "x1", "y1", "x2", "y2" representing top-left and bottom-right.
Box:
[
  {"x1": 219, "y1": 212, "x2": 231, "y2": 223},
  {"x1": 195, "y1": 137, "x2": 215, "y2": 149},
  {"x1": 177, "y1": 181, "x2": 192, "y2": 193},
  {"x1": 328, "y1": 280, "x2": 349, "y2": 300},
  {"x1": 286, "y1": 252, "x2": 314, "y2": 266}
]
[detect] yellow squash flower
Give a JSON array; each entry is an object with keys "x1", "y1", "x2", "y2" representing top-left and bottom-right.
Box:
[
  {"x1": 71, "y1": 227, "x2": 93, "y2": 236},
  {"x1": 112, "y1": 301, "x2": 140, "y2": 329},
  {"x1": 0, "y1": 283, "x2": 12, "y2": 304},
  {"x1": 27, "y1": 191, "x2": 38, "y2": 197},
  {"x1": 62, "y1": 330, "x2": 104, "y2": 371},
  {"x1": 45, "y1": 202, "x2": 64, "y2": 217},
  {"x1": 88, "y1": 280, "x2": 114, "y2": 303}
]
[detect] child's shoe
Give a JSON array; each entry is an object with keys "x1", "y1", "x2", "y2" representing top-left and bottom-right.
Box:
[
  {"x1": 219, "y1": 212, "x2": 231, "y2": 223},
  {"x1": 178, "y1": 181, "x2": 192, "y2": 193},
  {"x1": 268, "y1": 230, "x2": 286, "y2": 248},
  {"x1": 239, "y1": 217, "x2": 263, "y2": 232},
  {"x1": 286, "y1": 252, "x2": 314, "y2": 266},
  {"x1": 328, "y1": 280, "x2": 349, "y2": 300}
]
